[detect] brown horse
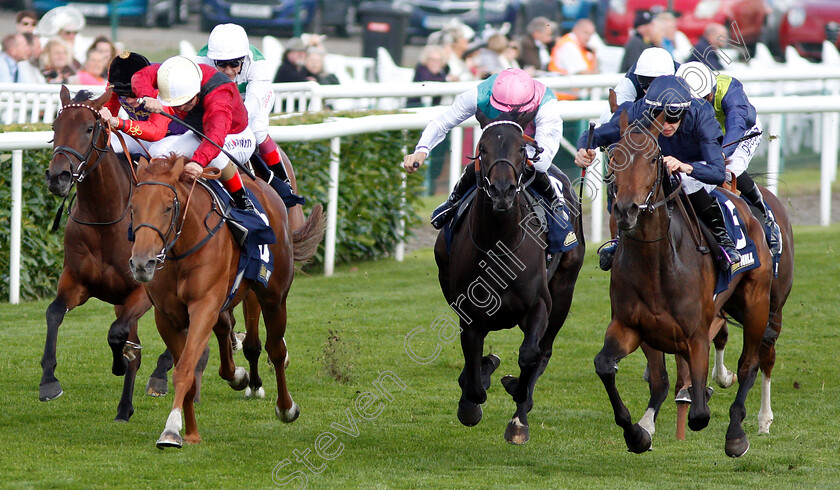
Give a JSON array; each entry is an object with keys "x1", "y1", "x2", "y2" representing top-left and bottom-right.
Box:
[
  {"x1": 672, "y1": 185, "x2": 794, "y2": 438},
  {"x1": 128, "y1": 154, "x2": 324, "y2": 448},
  {"x1": 42, "y1": 86, "x2": 174, "y2": 421},
  {"x1": 594, "y1": 110, "x2": 773, "y2": 457},
  {"x1": 434, "y1": 118, "x2": 585, "y2": 444}
]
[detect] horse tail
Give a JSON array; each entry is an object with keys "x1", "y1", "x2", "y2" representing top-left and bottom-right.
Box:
[{"x1": 292, "y1": 204, "x2": 326, "y2": 264}]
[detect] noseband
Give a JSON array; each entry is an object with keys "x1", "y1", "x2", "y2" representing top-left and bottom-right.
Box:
[
  {"x1": 476, "y1": 120, "x2": 538, "y2": 194},
  {"x1": 52, "y1": 103, "x2": 111, "y2": 184},
  {"x1": 131, "y1": 181, "x2": 182, "y2": 267}
]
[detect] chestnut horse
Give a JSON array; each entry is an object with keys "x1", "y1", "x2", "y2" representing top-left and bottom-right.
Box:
[
  {"x1": 129, "y1": 155, "x2": 324, "y2": 448},
  {"x1": 434, "y1": 118, "x2": 585, "y2": 444},
  {"x1": 43, "y1": 87, "x2": 174, "y2": 421},
  {"x1": 594, "y1": 110, "x2": 773, "y2": 457}
]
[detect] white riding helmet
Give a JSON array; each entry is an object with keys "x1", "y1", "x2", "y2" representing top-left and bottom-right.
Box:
[
  {"x1": 206, "y1": 23, "x2": 250, "y2": 61},
  {"x1": 157, "y1": 56, "x2": 203, "y2": 107},
  {"x1": 676, "y1": 61, "x2": 716, "y2": 99},
  {"x1": 634, "y1": 47, "x2": 675, "y2": 77}
]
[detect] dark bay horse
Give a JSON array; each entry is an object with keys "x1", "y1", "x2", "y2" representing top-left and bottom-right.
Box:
[
  {"x1": 434, "y1": 118, "x2": 585, "y2": 444},
  {"x1": 673, "y1": 185, "x2": 794, "y2": 438},
  {"x1": 594, "y1": 110, "x2": 773, "y2": 457},
  {"x1": 43, "y1": 86, "x2": 174, "y2": 421},
  {"x1": 128, "y1": 155, "x2": 324, "y2": 448}
]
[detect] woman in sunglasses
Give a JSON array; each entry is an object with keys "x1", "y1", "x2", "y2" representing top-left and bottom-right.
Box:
[
  {"x1": 403, "y1": 68, "x2": 565, "y2": 230},
  {"x1": 576, "y1": 75, "x2": 741, "y2": 269},
  {"x1": 195, "y1": 24, "x2": 304, "y2": 224}
]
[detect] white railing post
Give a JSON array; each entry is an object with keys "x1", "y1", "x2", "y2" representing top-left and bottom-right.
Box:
[
  {"x1": 396, "y1": 131, "x2": 407, "y2": 262},
  {"x1": 10, "y1": 150, "x2": 22, "y2": 304},
  {"x1": 589, "y1": 147, "x2": 604, "y2": 243},
  {"x1": 820, "y1": 112, "x2": 836, "y2": 226},
  {"x1": 766, "y1": 81, "x2": 784, "y2": 194},
  {"x1": 448, "y1": 127, "x2": 463, "y2": 192},
  {"x1": 324, "y1": 137, "x2": 341, "y2": 276}
]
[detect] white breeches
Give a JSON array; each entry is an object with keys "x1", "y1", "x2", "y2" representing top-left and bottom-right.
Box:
[
  {"x1": 681, "y1": 162, "x2": 718, "y2": 194},
  {"x1": 108, "y1": 131, "x2": 151, "y2": 156},
  {"x1": 726, "y1": 119, "x2": 762, "y2": 178},
  {"x1": 149, "y1": 127, "x2": 256, "y2": 169}
]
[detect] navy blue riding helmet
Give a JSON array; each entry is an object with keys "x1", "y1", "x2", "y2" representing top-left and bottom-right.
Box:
[{"x1": 642, "y1": 75, "x2": 692, "y2": 124}]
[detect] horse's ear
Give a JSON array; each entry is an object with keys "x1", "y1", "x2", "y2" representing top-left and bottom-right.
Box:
[
  {"x1": 518, "y1": 110, "x2": 536, "y2": 129},
  {"x1": 59, "y1": 85, "x2": 70, "y2": 107},
  {"x1": 475, "y1": 111, "x2": 490, "y2": 128},
  {"x1": 173, "y1": 156, "x2": 187, "y2": 180},
  {"x1": 137, "y1": 156, "x2": 149, "y2": 173},
  {"x1": 648, "y1": 110, "x2": 666, "y2": 138},
  {"x1": 91, "y1": 88, "x2": 113, "y2": 109},
  {"x1": 619, "y1": 108, "x2": 628, "y2": 135},
  {"x1": 608, "y1": 88, "x2": 618, "y2": 113}
]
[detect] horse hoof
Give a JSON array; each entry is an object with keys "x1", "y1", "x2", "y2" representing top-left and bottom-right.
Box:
[
  {"x1": 624, "y1": 424, "x2": 652, "y2": 454},
  {"x1": 156, "y1": 430, "x2": 183, "y2": 449},
  {"x1": 725, "y1": 435, "x2": 750, "y2": 458},
  {"x1": 480, "y1": 355, "x2": 501, "y2": 390},
  {"x1": 39, "y1": 381, "x2": 64, "y2": 402},
  {"x1": 228, "y1": 367, "x2": 249, "y2": 391},
  {"x1": 500, "y1": 375, "x2": 518, "y2": 397},
  {"x1": 114, "y1": 407, "x2": 134, "y2": 423},
  {"x1": 233, "y1": 332, "x2": 245, "y2": 352},
  {"x1": 112, "y1": 357, "x2": 128, "y2": 377},
  {"x1": 504, "y1": 417, "x2": 530, "y2": 445},
  {"x1": 146, "y1": 377, "x2": 168, "y2": 397},
  {"x1": 457, "y1": 400, "x2": 483, "y2": 427},
  {"x1": 245, "y1": 386, "x2": 265, "y2": 399},
  {"x1": 688, "y1": 412, "x2": 710, "y2": 432},
  {"x1": 276, "y1": 401, "x2": 301, "y2": 423}
]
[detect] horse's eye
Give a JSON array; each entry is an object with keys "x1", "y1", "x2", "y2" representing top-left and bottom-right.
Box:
[
  {"x1": 164, "y1": 206, "x2": 173, "y2": 214},
  {"x1": 86, "y1": 126, "x2": 94, "y2": 134},
  {"x1": 479, "y1": 145, "x2": 486, "y2": 154}
]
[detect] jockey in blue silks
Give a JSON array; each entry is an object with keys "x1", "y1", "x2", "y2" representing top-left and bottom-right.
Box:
[
  {"x1": 403, "y1": 68, "x2": 565, "y2": 229},
  {"x1": 613, "y1": 47, "x2": 680, "y2": 107},
  {"x1": 576, "y1": 75, "x2": 741, "y2": 269},
  {"x1": 676, "y1": 61, "x2": 781, "y2": 256}
]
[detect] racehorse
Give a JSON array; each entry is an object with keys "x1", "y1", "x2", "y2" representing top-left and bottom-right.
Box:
[
  {"x1": 594, "y1": 110, "x2": 773, "y2": 457},
  {"x1": 434, "y1": 116, "x2": 585, "y2": 444},
  {"x1": 672, "y1": 185, "x2": 794, "y2": 438},
  {"x1": 43, "y1": 86, "x2": 174, "y2": 421},
  {"x1": 128, "y1": 154, "x2": 324, "y2": 448}
]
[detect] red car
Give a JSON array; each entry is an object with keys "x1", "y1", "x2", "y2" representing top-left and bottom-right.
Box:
[
  {"x1": 779, "y1": 0, "x2": 840, "y2": 60},
  {"x1": 604, "y1": 0, "x2": 768, "y2": 48}
]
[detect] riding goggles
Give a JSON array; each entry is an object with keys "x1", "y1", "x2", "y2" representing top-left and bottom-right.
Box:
[
  {"x1": 650, "y1": 107, "x2": 687, "y2": 123},
  {"x1": 636, "y1": 75, "x2": 655, "y2": 91},
  {"x1": 214, "y1": 57, "x2": 245, "y2": 69}
]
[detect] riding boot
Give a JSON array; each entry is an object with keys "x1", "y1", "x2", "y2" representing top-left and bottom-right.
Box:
[
  {"x1": 431, "y1": 164, "x2": 476, "y2": 229},
  {"x1": 738, "y1": 177, "x2": 782, "y2": 256},
  {"x1": 691, "y1": 191, "x2": 741, "y2": 265},
  {"x1": 530, "y1": 169, "x2": 562, "y2": 211},
  {"x1": 598, "y1": 234, "x2": 619, "y2": 271},
  {"x1": 229, "y1": 187, "x2": 256, "y2": 213}
]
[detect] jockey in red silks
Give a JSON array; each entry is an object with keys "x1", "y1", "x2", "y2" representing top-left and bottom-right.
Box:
[
  {"x1": 132, "y1": 55, "x2": 257, "y2": 213},
  {"x1": 403, "y1": 68, "x2": 565, "y2": 229},
  {"x1": 98, "y1": 51, "x2": 187, "y2": 154}
]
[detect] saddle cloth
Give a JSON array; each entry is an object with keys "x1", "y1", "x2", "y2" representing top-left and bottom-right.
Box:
[
  {"x1": 711, "y1": 189, "x2": 760, "y2": 294},
  {"x1": 444, "y1": 174, "x2": 578, "y2": 256}
]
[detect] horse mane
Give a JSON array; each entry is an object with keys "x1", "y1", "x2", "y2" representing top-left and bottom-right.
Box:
[
  {"x1": 72, "y1": 90, "x2": 95, "y2": 103},
  {"x1": 143, "y1": 153, "x2": 182, "y2": 177}
]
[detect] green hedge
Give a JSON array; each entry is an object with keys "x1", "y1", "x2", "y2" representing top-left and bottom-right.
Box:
[{"x1": 0, "y1": 119, "x2": 423, "y2": 300}]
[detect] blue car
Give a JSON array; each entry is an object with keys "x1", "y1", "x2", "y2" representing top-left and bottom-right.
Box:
[
  {"x1": 200, "y1": 0, "x2": 356, "y2": 34},
  {"x1": 396, "y1": 0, "x2": 562, "y2": 39},
  {"x1": 559, "y1": 0, "x2": 601, "y2": 33},
  {"x1": 28, "y1": 0, "x2": 185, "y2": 27}
]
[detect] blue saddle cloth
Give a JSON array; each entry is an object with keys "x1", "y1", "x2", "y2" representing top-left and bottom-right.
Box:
[
  {"x1": 443, "y1": 177, "x2": 578, "y2": 256},
  {"x1": 205, "y1": 180, "x2": 276, "y2": 305},
  {"x1": 711, "y1": 189, "x2": 760, "y2": 294}
]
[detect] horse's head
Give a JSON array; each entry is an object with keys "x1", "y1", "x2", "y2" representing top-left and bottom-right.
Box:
[
  {"x1": 46, "y1": 86, "x2": 112, "y2": 196},
  {"x1": 477, "y1": 114, "x2": 534, "y2": 213},
  {"x1": 609, "y1": 109, "x2": 666, "y2": 230},
  {"x1": 128, "y1": 155, "x2": 188, "y2": 282}
]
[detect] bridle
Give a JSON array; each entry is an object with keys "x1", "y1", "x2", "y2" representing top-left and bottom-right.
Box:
[
  {"x1": 475, "y1": 120, "x2": 539, "y2": 195},
  {"x1": 52, "y1": 103, "x2": 111, "y2": 185}
]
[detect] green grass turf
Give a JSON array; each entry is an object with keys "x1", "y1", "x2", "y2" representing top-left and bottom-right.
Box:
[{"x1": 0, "y1": 225, "x2": 838, "y2": 488}]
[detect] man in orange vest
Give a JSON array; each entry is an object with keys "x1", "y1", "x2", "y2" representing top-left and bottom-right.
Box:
[{"x1": 548, "y1": 19, "x2": 598, "y2": 76}]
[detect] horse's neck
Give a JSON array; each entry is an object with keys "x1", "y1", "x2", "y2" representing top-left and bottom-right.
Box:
[
  {"x1": 470, "y1": 192, "x2": 523, "y2": 249},
  {"x1": 621, "y1": 208, "x2": 675, "y2": 272},
  {"x1": 74, "y1": 153, "x2": 131, "y2": 218}
]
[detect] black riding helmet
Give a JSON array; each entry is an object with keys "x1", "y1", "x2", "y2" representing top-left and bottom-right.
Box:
[{"x1": 107, "y1": 51, "x2": 150, "y2": 97}]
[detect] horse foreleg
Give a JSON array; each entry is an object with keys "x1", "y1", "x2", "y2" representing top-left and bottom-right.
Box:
[
  {"x1": 154, "y1": 310, "x2": 186, "y2": 449},
  {"x1": 107, "y1": 287, "x2": 152, "y2": 377},
  {"x1": 213, "y1": 311, "x2": 248, "y2": 391},
  {"x1": 711, "y1": 316, "x2": 737, "y2": 388},
  {"x1": 757, "y1": 309, "x2": 782, "y2": 434},
  {"x1": 115, "y1": 317, "x2": 142, "y2": 422},
  {"x1": 242, "y1": 292, "x2": 264, "y2": 399},
  {"x1": 146, "y1": 349, "x2": 173, "y2": 397},
  {"x1": 40, "y1": 272, "x2": 87, "y2": 402},
  {"x1": 639, "y1": 344, "x2": 669, "y2": 441},
  {"x1": 594, "y1": 320, "x2": 649, "y2": 453},
  {"x1": 457, "y1": 325, "x2": 487, "y2": 428},
  {"x1": 685, "y1": 338, "x2": 711, "y2": 433},
  {"x1": 262, "y1": 298, "x2": 299, "y2": 423}
]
